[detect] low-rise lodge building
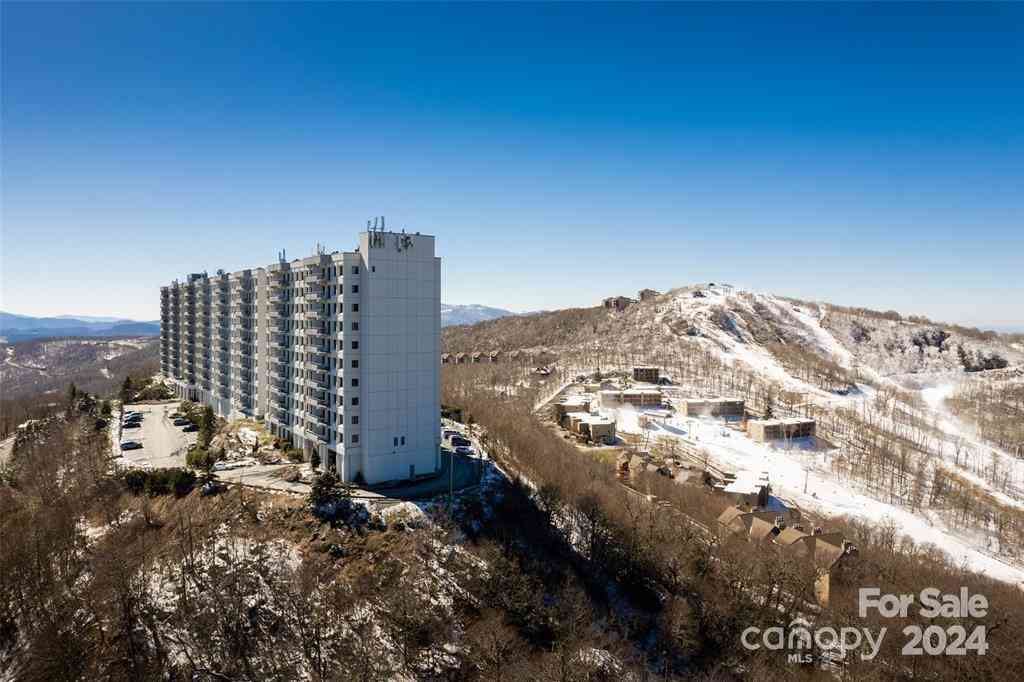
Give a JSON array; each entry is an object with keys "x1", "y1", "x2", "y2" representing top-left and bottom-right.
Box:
[
  {"x1": 599, "y1": 388, "x2": 663, "y2": 408},
  {"x1": 603, "y1": 295, "x2": 635, "y2": 311},
  {"x1": 632, "y1": 366, "x2": 660, "y2": 383},
  {"x1": 638, "y1": 288, "x2": 659, "y2": 301},
  {"x1": 721, "y1": 469, "x2": 771, "y2": 508},
  {"x1": 563, "y1": 412, "x2": 617, "y2": 445},
  {"x1": 717, "y1": 506, "x2": 856, "y2": 607},
  {"x1": 747, "y1": 417, "x2": 816, "y2": 442},
  {"x1": 683, "y1": 398, "x2": 745, "y2": 419},
  {"x1": 555, "y1": 395, "x2": 592, "y2": 422}
]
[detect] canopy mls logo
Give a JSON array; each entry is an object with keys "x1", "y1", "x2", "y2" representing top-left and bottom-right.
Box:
[
  {"x1": 741, "y1": 587, "x2": 989, "y2": 663},
  {"x1": 741, "y1": 618, "x2": 886, "y2": 662}
]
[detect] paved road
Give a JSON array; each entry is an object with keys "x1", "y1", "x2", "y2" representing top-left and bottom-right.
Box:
[{"x1": 116, "y1": 402, "x2": 195, "y2": 468}]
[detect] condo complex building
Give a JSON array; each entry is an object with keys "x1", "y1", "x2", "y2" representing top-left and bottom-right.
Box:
[{"x1": 160, "y1": 228, "x2": 441, "y2": 485}]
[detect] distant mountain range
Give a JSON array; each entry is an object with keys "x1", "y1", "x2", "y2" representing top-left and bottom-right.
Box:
[
  {"x1": 0, "y1": 312, "x2": 161, "y2": 343},
  {"x1": 1, "y1": 304, "x2": 514, "y2": 342},
  {"x1": 441, "y1": 304, "x2": 516, "y2": 327}
]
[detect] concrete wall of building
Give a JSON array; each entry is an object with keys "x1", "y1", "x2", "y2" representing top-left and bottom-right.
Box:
[
  {"x1": 359, "y1": 231, "x2": 441, "y2": 484},
  {"x1": 159, "y1": 230, "x2": 441, "y2": 486}
]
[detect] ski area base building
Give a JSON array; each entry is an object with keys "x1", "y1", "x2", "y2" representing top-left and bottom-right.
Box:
[{"x1": 159, "y1": 229, "x2": 441, "y2": 485}]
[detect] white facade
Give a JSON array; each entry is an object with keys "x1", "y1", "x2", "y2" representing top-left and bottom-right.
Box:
[{"x1": 160, "y1": 229, "x2": 441, "y2": 485}]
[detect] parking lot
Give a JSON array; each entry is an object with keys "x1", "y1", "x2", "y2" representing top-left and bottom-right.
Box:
[
  {"x1": 110, "y1": 403, "x2": 484, "y2": 500},
  {"x1": 115, "y1": 402, "x2": 195, "y2": 468}
]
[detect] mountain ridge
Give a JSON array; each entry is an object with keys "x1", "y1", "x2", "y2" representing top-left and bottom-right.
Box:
[{"x1": 0, "y1": 312, "x2": 161, "y2": 342}]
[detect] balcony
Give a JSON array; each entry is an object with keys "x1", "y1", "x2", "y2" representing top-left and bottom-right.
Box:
[
  {"x1": 231, "y1": 345, "x2": 253, "y2": 358},
  {"x1": 308, "y1": 425, "x2": 329, "y2": 443},
  {"x1": 300, "y1": 288, "x2": 324, "y2": 304},
  {"x1": 305, "y1": 405, "x2": 328, "y2": 423}
]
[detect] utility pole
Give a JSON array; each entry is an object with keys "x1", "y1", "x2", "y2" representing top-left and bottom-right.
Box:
[{"x1": 804, "y1": 468, "x2": 809, "y2": 494}]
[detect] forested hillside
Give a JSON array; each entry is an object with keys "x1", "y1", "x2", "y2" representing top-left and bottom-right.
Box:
[{"x1": 441, "y1": 285, "x2": 1024, "y2": 586}]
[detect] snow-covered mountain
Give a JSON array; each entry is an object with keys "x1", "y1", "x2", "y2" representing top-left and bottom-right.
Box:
[
  {"x1": 441, "y1": 303, "x2": 514, "y2": 327},
  {"x1": 442, "y1": 284, "x2": 1024, "y2": 584}
]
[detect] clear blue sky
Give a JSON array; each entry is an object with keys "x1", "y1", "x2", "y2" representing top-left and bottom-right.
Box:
[{"x1": 2, "y1": 3, "x2": 1022, "y2": 327}]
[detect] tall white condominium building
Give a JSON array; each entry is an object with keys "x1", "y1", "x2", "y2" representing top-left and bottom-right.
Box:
[{"x1": 160, "y1": 229, "x2": 441, "y2": 485}]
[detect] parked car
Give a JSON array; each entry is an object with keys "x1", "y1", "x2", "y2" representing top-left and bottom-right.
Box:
[
  {"x1": 120, "y1": 441, "x2": 143, "y2": 450},
  {"x1": 182, "y1": 423, "x2": 199, "y2": 432},
  {"x1": 123, "y1": 415, "x2": 143, "y2": 424},
  {"x1": 454, "y1": 445, "x2": 474, "y2": 456},
  {"x1": 123, "y1": 411, "x2": 142, "y2": 419},
  {"x1": 442, "y1": 429, "x2": 460, "y2": 439},
  {"x1": 122, "y1": 422, "x2": 141, "y2": 429},
  {"x1": 449, "y1": 435, "x2": 471, "y2": 448},
  {"x1": 173, "y1": 418, "x2": 190, "y2": 426}
]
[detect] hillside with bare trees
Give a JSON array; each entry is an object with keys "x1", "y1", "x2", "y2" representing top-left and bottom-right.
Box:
[{"x1": 441, "y1": 285, "x2": 1024, "y2": 586}]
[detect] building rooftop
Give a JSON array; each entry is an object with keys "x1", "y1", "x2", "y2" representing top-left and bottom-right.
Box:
[
  {"x1": 758, "y1": 417, "x2": 815, "y2": 426},
  {"x1": 722, "y1": 470, "x2": 770, "y2": 495}
]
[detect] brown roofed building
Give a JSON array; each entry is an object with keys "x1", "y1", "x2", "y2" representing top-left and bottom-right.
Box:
[
  {"x1": 747, "y1": 417, "x2": 816, "y2": 442},
  {"x1": 633, "y1": 366, "x2": 660, "y2": 383},
  {"x1": 603, "y1": 295, "x2": 635, "y2": 311}
]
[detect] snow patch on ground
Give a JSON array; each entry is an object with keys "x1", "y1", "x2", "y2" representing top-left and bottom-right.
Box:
[{"x1": 608, "y1": 404, "x2": 1024, "y2": 586}]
